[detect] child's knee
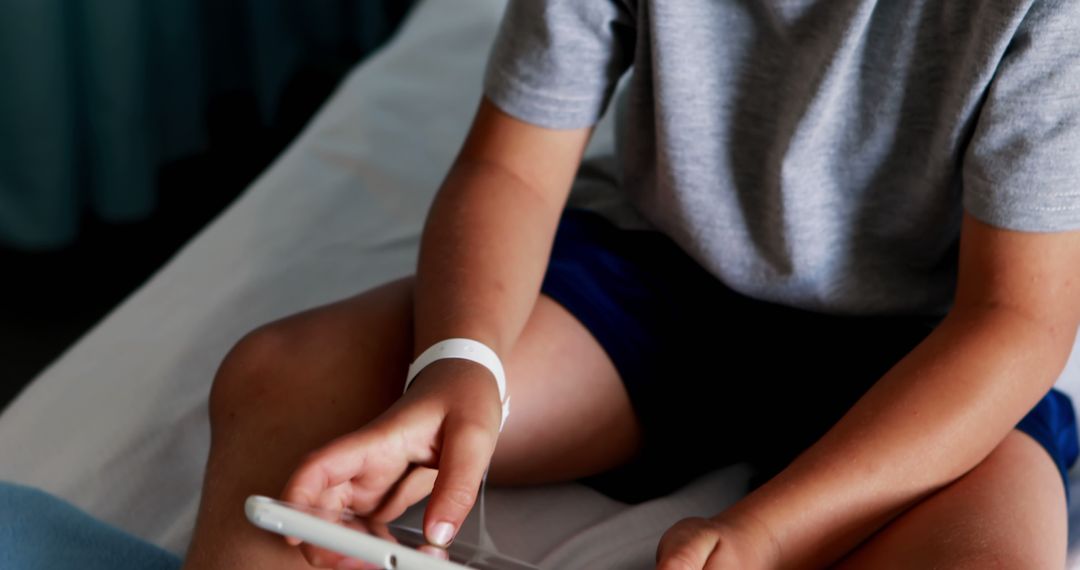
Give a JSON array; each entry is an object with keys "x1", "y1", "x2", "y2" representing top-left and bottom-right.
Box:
[{"x1": 208, "y1": 324, "x2": 298, "y2": 431}]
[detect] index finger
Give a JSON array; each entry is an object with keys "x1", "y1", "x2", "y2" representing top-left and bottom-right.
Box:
[{"x1": 282, "y1": 430, "x2": 377, "y2": 507}]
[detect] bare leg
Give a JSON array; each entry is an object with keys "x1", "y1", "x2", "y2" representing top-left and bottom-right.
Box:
[
  {"x1": 835, "y1": 430, "x2": 1067, "y2": 569},
  {"x1": 182, "y1": 278, "x2": 639, "y2": 569}
]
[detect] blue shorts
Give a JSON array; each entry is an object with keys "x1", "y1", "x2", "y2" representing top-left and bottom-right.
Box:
[{"x1": 540, "y1": 209, "x2": 1079, "y2": 503}]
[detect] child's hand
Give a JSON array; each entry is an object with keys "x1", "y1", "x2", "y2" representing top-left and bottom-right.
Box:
[
  {"x1": 656, "y1": 514, "x2": 780, "y2": 570},
  {"x1": 280, "y1": 359, "x2": 504, "y2": 568}
]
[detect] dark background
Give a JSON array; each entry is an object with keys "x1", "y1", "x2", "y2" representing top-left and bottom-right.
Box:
[{"x1": 0, "y1": 2, "x2": 414, "y2": 410}]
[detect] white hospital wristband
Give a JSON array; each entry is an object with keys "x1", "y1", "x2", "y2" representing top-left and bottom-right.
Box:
[{"x1": 405, "y1": 338, "x2": 510, "y2": 431}]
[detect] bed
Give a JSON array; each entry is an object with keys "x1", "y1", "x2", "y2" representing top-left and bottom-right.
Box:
[{"x1": 2, "y1": 1, "x2": 1080, "y2": 567}]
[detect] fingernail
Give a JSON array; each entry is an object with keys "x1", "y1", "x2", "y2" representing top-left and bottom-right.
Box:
[
  {"x1": 420, "y1": 545, "x2": 450, "y2": 560},
  {"x1": 429, "y1": 521, "x2": 455, "y2": 546},
  {"x1": 335, "y1": 559, "x2": 369, "y2": 570}
]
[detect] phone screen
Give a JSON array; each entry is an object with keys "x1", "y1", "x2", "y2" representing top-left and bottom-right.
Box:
[{"x1": 260, "y1": 497, "x2": 539, "y2": 570}]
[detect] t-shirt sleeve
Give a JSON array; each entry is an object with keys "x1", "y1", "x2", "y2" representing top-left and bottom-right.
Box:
[
  {"x1": 962, "y1": 1, "x2": 1080, "y2": 232},
  {"x1": 483, "y1": 0, "x2": 636, "y2": 130}
]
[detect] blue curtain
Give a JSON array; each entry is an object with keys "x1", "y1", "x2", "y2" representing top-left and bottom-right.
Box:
[{"x1": 0, "y1": 1, "x2": 407, "y2": 249}]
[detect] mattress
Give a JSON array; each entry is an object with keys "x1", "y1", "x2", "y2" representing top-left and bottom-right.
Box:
[{"x1": 2, "y1": 1, "x2": 1079, "y2": 567}]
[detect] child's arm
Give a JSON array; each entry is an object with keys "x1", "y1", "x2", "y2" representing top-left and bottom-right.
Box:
[
  {"x1": 413, "y1": 98, "x2": 588, "y2": 361},
  {"x1": 409, "y1": 98, "x2": 591, "y2": 537},
  {"x1": 658, "y1": 213, "x2": 1080, "y2": 569},
  {"x1": 283, "y1": 98, "x2": 592, "y2": 559}
]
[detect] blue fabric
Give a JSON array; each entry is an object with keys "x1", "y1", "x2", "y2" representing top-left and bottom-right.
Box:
[
  {"x1": 0, "y1": 482, "x2": 181, "y2": 570},
  {"x1": 1016, "y1": 390, "x2": 1080, "y2": 493},
  {"x1": 540, "y1": 208, "x2": 1080, "y2": 502}
]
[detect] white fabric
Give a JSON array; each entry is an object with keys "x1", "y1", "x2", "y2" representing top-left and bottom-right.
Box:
[{"x1": 1, "y1": 1, "x2": 1079, "y2": 567}]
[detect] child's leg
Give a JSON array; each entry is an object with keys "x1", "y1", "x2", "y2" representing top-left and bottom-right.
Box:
[
  {"x1": 835, "y1": 430, "x2": 1066, "y2": 569},
  {"x1": 182, "y1": 277, "x2": 640, "y2": 570}
]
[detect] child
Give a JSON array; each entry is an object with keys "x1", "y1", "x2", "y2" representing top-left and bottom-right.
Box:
[{"x1": 184, "y1": 1, "x2": 1080, "y2": 568}]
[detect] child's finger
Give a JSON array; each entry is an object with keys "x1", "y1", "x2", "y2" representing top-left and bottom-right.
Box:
[
  {"x1": 419, "y1": 544, "x2": 451, "y2": 560},
  {"x1": 282, "y1": 431, "x2": 376, "y2": 507},
  {"x1": 370, "y1": 466, "x2": 438, "y2": 522},
  {"x1": 369, "y1": 519, "x2": 400, "y2": 543},
  {"x1": 655, "y1": 517, "x2": 720, "y2": 570},
  {"x1": 299, "y1": 542, "x2": 348, "y2": 568},
  {"x1": 422, "y1": 420, "x2": 497, "y2": 547},
  {"x1": 283, "y1": 423, "x2": 414, "y2": 512}
]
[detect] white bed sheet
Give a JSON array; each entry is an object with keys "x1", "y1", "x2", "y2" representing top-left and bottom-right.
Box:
[{"x1": 2, "y1": 1, "x2": 1080, "y2": 567}]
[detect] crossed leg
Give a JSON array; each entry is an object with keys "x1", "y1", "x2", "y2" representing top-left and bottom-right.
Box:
[
  {"x1": 181, "y1": 277, "x2": 1068, "y2": 569},
  {"x1": 182, "y1": 278, "x2": 640, "y2": 569},
  {"x1": 836, "y1": 430, "x2": 1067, "y2": 569}
]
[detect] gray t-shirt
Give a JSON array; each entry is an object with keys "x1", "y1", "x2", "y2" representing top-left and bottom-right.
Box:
[{"x1": 483, "y1": 0, "x2": 1080, "y2": 316}]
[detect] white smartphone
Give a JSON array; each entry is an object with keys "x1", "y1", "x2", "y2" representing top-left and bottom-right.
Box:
[{"x1": 245, "y1": 495, "x2": 540, "y2": 570}]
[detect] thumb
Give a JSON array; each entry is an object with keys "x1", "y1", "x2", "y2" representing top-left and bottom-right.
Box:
[{"x1": 423, "y1": 419, "x2": 497, "y2": 547}]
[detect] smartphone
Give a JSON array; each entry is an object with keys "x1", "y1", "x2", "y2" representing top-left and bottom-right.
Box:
[{"x1": 245, "y1": 495, "x2": 540, "y2": 570}]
